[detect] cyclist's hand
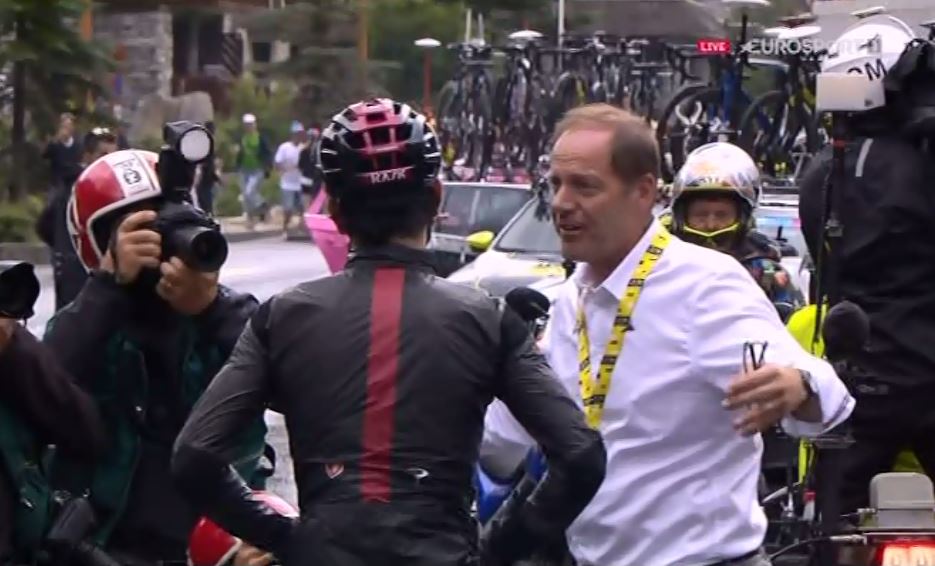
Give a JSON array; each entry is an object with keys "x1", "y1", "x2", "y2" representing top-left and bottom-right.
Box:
[
  {"x1": 103, "y1": 210, "x2": 161, "y2": 284},
  {"x1": 723, "y1": 364, "x2": 809, "y2": 436},
  {"x1": 233, "y1": 544, "x2": 274, "y2": 566}
]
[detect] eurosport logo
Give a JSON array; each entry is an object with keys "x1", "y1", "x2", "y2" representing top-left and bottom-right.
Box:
[{"x1": 696, "y1": 36, "x2": 877, "y2": 57}]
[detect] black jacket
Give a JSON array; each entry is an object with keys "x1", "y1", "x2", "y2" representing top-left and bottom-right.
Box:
[
  {"x1": 172, "y1": 244, "x2": 606, "y2": 566},
  {"x1": 799, "y1": 132, "x2": 935, "y2": 388},
  {"x1": 0, "y1": 325, "x2": 106, "y2": 560},
  {"x1": 43, "y1": 272, "x2": 263, "y2": 558}
]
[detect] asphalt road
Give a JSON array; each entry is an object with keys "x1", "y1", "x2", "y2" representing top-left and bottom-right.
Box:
[{"x1": 30, "y1": 237, "x2": 329, "y2": 506}]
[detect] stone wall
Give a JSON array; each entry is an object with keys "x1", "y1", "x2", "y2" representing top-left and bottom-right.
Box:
[{"x1": 93, "y1": 8, "x2": 174, "y2": 112}]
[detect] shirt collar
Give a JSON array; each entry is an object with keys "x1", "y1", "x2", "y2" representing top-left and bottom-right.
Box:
[
  {"x1": 346, "y1": 243, "x2": 438, "y2": 273},
  {"x1": 572, "y1": 218, "x2": 663, "y2": 301}
]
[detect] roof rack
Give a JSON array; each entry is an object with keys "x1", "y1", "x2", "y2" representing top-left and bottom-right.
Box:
[{"x1": 761, "y1": 182, "x2": 799, "y2": 197}]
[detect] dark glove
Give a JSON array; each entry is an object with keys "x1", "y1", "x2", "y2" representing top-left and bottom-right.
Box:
[{"x1": 479, "y1": 493, "x2": 540, "y2": 566}]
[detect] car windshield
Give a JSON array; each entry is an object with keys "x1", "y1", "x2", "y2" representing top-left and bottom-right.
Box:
[
  {"x1": 435, "y1": 184, "x2": 531, "y2": 237},
  {"x1": 754, "y1": 207, "x2": 807, "y2": 257},
  {"x1": 494, "y1": 199, "x2": 562, "y2": 255}
]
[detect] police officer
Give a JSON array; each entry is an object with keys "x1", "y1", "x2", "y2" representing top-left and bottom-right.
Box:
[{"x1": 669, "y1": 142, "x2": 804, "y2": 316}]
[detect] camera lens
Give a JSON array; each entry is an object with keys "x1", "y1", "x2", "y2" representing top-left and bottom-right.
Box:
[{"x1": 169, "y1": 226, "x2": 229, "y2": 272}]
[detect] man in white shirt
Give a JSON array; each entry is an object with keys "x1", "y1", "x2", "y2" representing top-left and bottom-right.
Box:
[
  {"x1": 482, "y1": 104, "x2": 855, "y2": 566},
  {"x1": 275, "y1": 121, "x2": 307, "y2": 236}
]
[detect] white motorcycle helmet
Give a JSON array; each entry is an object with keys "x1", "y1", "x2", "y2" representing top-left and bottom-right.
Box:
[{"x1": 821, "y1": 13, "x2": 916, "y2": 110}]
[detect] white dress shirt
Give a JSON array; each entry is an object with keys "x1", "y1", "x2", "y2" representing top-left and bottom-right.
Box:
[{"x1": 481, "y1": 219, "x2": 855, "y2": 566}]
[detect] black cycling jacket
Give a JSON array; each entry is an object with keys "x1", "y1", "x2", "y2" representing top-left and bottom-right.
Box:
[{"x1": 172, "y1": 244, "x2": 605, "y2": 564}]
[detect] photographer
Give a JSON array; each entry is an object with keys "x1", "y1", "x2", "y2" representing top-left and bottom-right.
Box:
[
  {"x1": 0, "y1": 262, "x2": 106, "y2": 565},
  {"x1": 798, "y1": 16, "x2": 935, "y2": 511},
  {"x1": 43, "y1": 149, "x2": 271, "y2": 565}
]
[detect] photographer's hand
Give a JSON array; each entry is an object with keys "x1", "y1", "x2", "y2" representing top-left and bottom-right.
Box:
[
  {"x1": 102, "y1": 210, "x2": 162, "y2": 284},
  {"x1": 156, "y1": 257, "x2": 219, "y2": 315}
]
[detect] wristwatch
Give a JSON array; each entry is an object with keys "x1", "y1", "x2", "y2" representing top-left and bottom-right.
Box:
[{"x1": 799, "y1": 370, "x2": 818, "y2": 401}]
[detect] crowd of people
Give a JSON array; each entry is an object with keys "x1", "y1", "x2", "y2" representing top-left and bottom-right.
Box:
[{"x1": 1, "y1": 12, "x2": 934, "y2": 566}]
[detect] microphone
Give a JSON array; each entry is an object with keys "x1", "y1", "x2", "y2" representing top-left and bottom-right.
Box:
[
  {"x1": 822, "y1": 300, "x2": 870, "y2": 364},
  {"x1": 505, "y1": 287, "x2": 550, "y2": 323}
]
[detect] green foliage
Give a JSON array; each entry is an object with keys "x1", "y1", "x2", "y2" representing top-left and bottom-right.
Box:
[
  {"x1": 0, "y1": 0, "x2": 114, "y2": 133},
  {"x1": 436, "y1": 0, "x2": 552, "y2": 15},
  {"x1": 370, "y1": 0, "x2": 463, "y2": 108},
  {"x1": 0, "y1": 194, "x2": 42, "y2": 242},
  {"x1": 214, "y1": 76, "x2": 296, "y2": 173},
  {"x1": 247, "y1": 0, "x2": 373, "y2": 125},
  {"x1": 0, "y1": 0, "x2": 114, "y2": 201},
  {"x1": 214, "y1": 172, "x2": 282, "y2": 218}
]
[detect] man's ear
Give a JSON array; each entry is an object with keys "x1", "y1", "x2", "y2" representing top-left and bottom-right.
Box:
[
  {"x1": 431, "y1": 179, "x2": 442, "y2": 208},
  {"x1": 635, "y1": 173, "x2": 657, "y2": 205}
]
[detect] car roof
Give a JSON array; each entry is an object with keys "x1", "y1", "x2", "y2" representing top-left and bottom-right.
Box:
[{"x1": 442, "y1": 181, "x2": 530, "y2": 191}]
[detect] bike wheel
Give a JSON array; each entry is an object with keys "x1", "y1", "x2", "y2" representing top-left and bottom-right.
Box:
[
  {"x1": 472, "y1": 83, "x2": 494, "y2": 181},
  {"x1": 550, "y1": 74, "x2": 586, "y2": 130},
  {"x1": 656, "y1": 84, "x2": 721, "y2": 183},
  {"x1": 437, "y1": 80, "x2": 462, "y2": 176},
  {"x1": 738, "y1": 90, "x2": 821, "y2": 182}
]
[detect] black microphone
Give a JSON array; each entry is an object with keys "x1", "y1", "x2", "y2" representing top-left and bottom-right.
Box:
[
  {"x1": 0, "y1": 262, "x2": 40, "y2": 320},
  {"x1": 505, "y1": 287, "x2": 550, "y2": 323},
  {"x1": 822, "y1": 300, "x2": 870, "y2": 364}
]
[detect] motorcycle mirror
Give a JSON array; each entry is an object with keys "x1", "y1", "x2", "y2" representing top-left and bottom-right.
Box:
[{"x1": 505, "y1": 287, "x2": 550, "y2": 323}]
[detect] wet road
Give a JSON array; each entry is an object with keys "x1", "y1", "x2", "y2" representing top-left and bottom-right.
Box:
[{"x1": 32, "y1": 237, "x2": 328, "y2": 505}]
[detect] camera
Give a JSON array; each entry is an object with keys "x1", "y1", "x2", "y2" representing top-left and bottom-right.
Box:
[
  {"x1": 152, "y1": 121, "x2": 228, "y2": 272},
  {"x1": 0, "y1": 261, "x2": 40, "y2": 320}
]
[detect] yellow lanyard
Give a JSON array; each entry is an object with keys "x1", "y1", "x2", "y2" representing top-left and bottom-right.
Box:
[{"x1": 577, "y1": 228, "x2": 672, "y2": 429}]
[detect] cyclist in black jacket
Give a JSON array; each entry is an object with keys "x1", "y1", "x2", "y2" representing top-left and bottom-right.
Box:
[{"x1": 171, "y1": 98, "x2": 606, "y2": 566}]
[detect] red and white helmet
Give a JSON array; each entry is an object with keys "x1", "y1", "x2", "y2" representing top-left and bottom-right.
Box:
[
  {"x1": 187, "y1": 492, "x2": 298, "y2": 566},
  {"x1": 66, "y1": 149, "x2": 162, "y2": 271}
]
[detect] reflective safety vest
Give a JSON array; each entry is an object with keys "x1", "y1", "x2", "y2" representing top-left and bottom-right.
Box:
[{"x1": 785, "y1": 305, "x2": 922, "y2": 478}]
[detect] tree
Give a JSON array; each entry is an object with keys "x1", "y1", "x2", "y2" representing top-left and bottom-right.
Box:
[
  {"x1": 369, "y1": 0, "x2": 462, "y2": 107},
  {"x1": 438, "y1": 0, "x2": 551, "y2": 15},
  {"x1": 0, "y1": 0, "x2": 113, "y2": 201},
  {"x1": 247, "y1": 0, "x2": 384, "y2": 125}
]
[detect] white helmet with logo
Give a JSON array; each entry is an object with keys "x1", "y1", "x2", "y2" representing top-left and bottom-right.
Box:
[{"x1": 821, "y1": 14, "x2": 916, "y2": 110}]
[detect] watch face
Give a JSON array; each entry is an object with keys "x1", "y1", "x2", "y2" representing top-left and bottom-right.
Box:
[{"x1": 801, "y1": 370, "x2": 817, "y2": 396}]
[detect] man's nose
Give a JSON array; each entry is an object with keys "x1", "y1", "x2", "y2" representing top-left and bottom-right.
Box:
[{"x1": 551, "y1": 184, "x2": 573, "y2": 214}]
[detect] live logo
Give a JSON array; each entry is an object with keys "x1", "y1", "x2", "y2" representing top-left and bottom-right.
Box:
[{"x1": 696, "y1": 39, "x2": 732, "y2": 55}]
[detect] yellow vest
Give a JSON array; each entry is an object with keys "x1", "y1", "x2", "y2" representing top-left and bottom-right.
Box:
[{"x1": 785, "y1": 306, "x2": 922, "y2": 477}]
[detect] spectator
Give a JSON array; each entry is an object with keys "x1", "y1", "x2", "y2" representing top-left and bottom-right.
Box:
[
  {"x1": 42, "y1": 113, "x2": 83, "y2": 192},
  {"x1": 193, "y1": 121, "x2": 221, "y2": 216},
  {"x1": 43, "y1": 127, "x2": 118, "y2": 311},
  {"x1": 274, "y1": 121, "x2": 306, "y2": 237},
  {"x1": 234, "y1": 113, "x2": 272, "y2": 230},
  {"x1": 299, "y1": 127, "x2": 322, "y2": 201}
]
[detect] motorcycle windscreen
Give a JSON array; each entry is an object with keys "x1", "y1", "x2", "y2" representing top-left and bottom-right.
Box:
[{"x1": 304, "y1": 191, "x2": 350, "y2": 274}]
